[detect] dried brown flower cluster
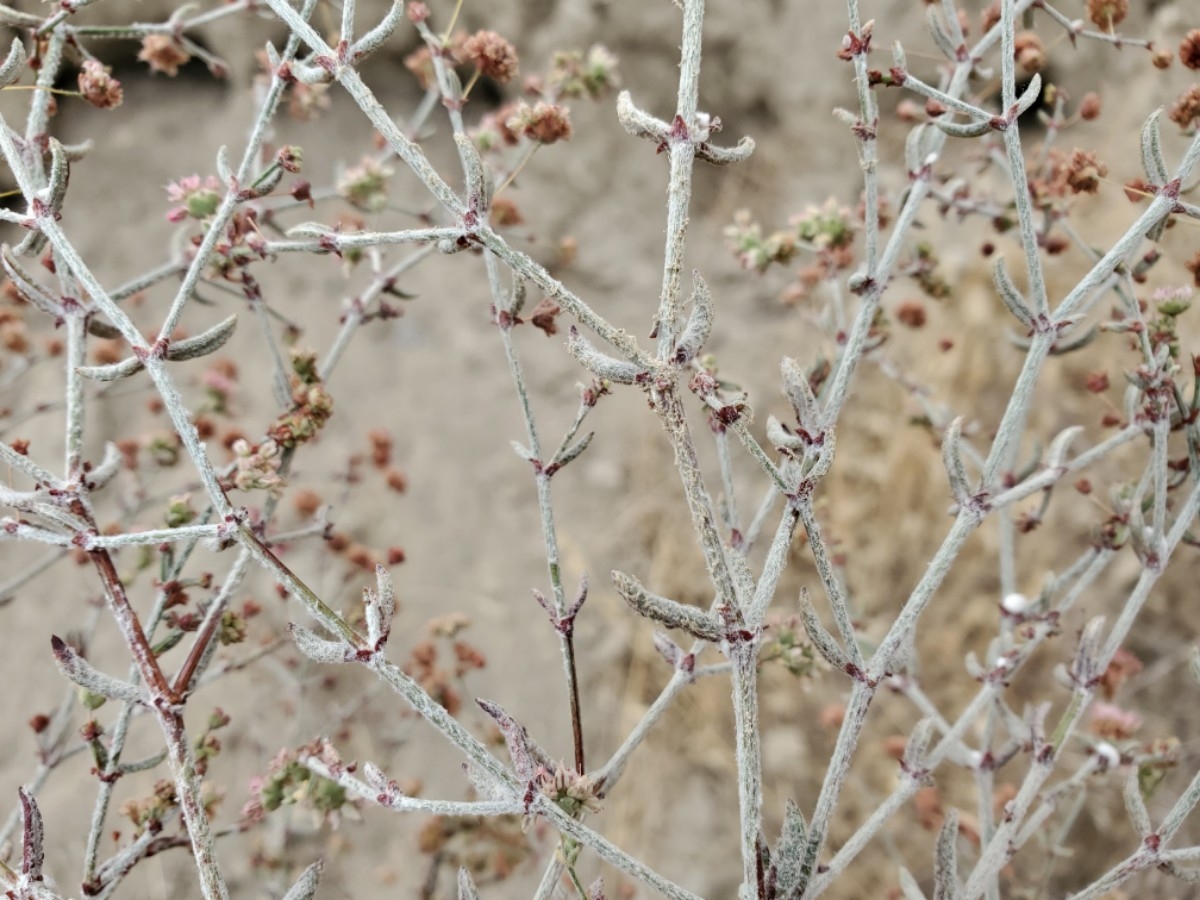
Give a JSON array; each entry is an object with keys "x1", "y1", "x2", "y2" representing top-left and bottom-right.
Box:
[
  {"x1": 461, "y1": 30, "x2": 519, "y2": 83},
  {"x1": 1170, "y1": 85, "x2": 1200, "y2": 130},
  {"x1": 1086, "y1": 0, "x2": 1127, "y2": 29},
  {"x1": 138, "y1": 34, "x2": 190, "y2": 76},
  {"x1": 77, "y1": 59, "x2": 123, "y2": 109},
  {"x1": 1179, "y1": 28, "x2": 1200, "y2": 70},
  {"x1": 506, "y1": 101, "x2": 573, "y2": 144}
]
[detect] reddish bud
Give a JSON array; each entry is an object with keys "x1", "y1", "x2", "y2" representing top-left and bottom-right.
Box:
[
  {"x1": 1180, "y1": 29, "x2": 1200, "y2": 70},
  {"x1": 1078, "y1": 92, "x2": 1101, "y2": 121},
  {"x1": 895, "y1": 300, "x2": 926, "y2": 328},
  {"x1": 385, "y1": 469, "x2": 408, "y2": 493}
]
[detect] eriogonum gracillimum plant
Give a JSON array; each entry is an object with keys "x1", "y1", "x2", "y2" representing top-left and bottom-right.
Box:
[{"x1": 0, "y1": 1, "x2": 1199, "y2": 899}]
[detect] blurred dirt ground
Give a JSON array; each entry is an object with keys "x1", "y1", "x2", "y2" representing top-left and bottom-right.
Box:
[{"x1": 2, "y1": 0, "x2": 1200, "y2": 898}]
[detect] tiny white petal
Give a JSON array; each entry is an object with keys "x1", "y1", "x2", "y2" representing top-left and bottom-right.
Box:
[
  {"x1": 1001, "y1": 592, "x2": 1028, "y2": 614},
  {"x1": 1095, "y1": 742, "x2": 1120, "y2": 768}
]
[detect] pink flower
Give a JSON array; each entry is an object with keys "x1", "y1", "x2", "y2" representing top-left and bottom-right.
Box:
[{"x1": 165, "y1": 174, "x2": 222, "y2": 221}]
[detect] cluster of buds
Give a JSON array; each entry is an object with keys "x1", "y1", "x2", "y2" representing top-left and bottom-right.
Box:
[
  {"x1": 533, "y1": 761, "x2": 602, "y2": 817},
  {"x1": 725, "y1": 199, "x2": 858, "y2": 305},
  {"x1": 505, "y1": 101, "x2": 573, "y2": 145},
  {"x1": 164, "y1": 492, "x2": 197, "y2": 528},
  {"x1": 118, "y1": 779, "x2": 179, "y2": 836},
  {"x1": 402, "y1": 614, "x2": 487, "y2": 717},
  {"x1": 77, "y1": 59, "x2": 123, "y2": 109},
  {"x1": 724, "y1": 209, "x2": 798, "y2": 274},
  {"x1": 337, "y1": 157, "x2": 393, "y2": 213},
  {"x1": 759, "y1": 614, "x2": 824, "y2": 679},
  {"x1": 266, "y1": 349, "x2": 334, "y2": 448},
  {"x1": 241, "y1": 744, "x2": 349, "y2": 828},
  {"x1": 231, "y1": 438, "x2": 285, "y2": 496},
  {"x1": 268, "y1": 383, "x2": 334, "y2": 447},
  {"x1": 791, "y1": 198, "x2": 856, "y2": 252},
  {"x1": 193, "y1": 708, "x2": 232, "y2": 777},
  {"x1": 545, "y1": 45, "x2": 620, "y2": 99},
  {"x1": 1031, "y1": 148, "x2": 1110, "y2": 203},
  {"x1": 475, "y1": 43, "x2": 616, "y2": 152}
]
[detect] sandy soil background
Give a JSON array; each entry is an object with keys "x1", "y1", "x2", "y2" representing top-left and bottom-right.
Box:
[{"x1": 1, "y1": 0, "x2": 1200, "y2": 898}]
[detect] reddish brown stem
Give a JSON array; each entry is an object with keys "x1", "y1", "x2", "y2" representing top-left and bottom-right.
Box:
[
  {"x1": 564, "y1": 631, "x2": 585, "y2": 774},
  {"x1": 69, "y1": 499, "x2": 177, "y2": 704}
]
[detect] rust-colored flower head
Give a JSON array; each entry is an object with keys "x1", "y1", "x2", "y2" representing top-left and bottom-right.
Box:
[
  {"x1": 462, "y1": 30, "x2": 519, "y2": 84},
  {"x1": 1181, "y1": 29, "x2": 1200, "y2": 70},
  {"x1": 895, "y1": 299, "x2": 926, "y2": 328},
  {"x1": 1168, "y1": 85, "x2": 1200, "y2": 130},
  {"x1": 1078, "y1": 91, "x2": 1101, "y2": 121},
  {"x1": 1013, "y1": 31, "x2": 1046, "y2": 75},
  {"x1": 78, "y1": 59, "x2": 123, "y2": 110},
  {"x1": 138, "y1": 34, "x2": 190, "y2": 77},
  {"x1": 1064, "y1": 148, "x2": 1107, "y2": 194},
  {"x1": 1086, "y1": 0, "x2": 1127, "y2": 29},
  {"x1": 1152, "y1": 47, "x2": 1173, "y2": 69},
  {"x1": 507, "y1": 101, "x2": 573, "y2": 145}
]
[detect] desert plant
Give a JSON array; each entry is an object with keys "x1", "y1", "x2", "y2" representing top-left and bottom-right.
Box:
[{"x1": 0, "y1": 0, "x2": 1199, "y2": 899}]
